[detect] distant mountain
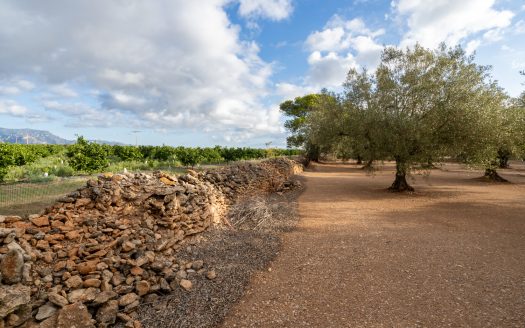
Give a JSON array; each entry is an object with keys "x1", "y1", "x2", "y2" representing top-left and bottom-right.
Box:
[
  {"x1": 0, "y1": 127, "x2": 124, "y2": 145},
  {"x1": 0, "y1": 127, "x2": 72, "y2": 144}
]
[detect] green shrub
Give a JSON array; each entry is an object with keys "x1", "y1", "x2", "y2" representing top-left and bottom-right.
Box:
[
  {"x1": 53, "y1": 165, "x2": 75, "y2": 177},
  {"x1": 113, "y1": 145, "x2": 143, "y2": 161},
  {"x1": 66, "y1": 136, "x2": 109, "y2": 173}
]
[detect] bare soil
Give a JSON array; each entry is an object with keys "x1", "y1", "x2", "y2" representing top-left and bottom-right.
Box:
[{"x1": 222, "y1": 161, "x2": 525, "y2": 327}]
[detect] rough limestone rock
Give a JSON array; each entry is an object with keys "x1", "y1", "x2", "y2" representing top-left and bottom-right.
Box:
[
  {"x1": 35, "y1": 303, "x2": 57, "y2": 321},
  {"x1": 0, "y1": 249, "x2": 24, "y2": 284},
  {"x1": 0, "y1": 284, "x2": 30, "y2": 318},
  {"x1": 96, "y1": 300, "x2": 118, "y2": 327},
  {"x1": 179, "y1": 279, "x2": 192, "y2": 291},
  {"x1": 0, "y1": 158, "x2": 302, "y2": 327},
  {"x1": 56, "y1": 303, "x2": 95, "y2": 328}
]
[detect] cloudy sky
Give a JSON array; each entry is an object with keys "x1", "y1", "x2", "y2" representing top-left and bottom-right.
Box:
[{"x1": 0, "y1": 0, "x2": 524, "y2": 147}]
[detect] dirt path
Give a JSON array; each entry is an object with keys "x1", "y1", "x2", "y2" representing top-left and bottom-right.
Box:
[{"x1": 221, "y1": 162, "x2": 525, "y2": 327}]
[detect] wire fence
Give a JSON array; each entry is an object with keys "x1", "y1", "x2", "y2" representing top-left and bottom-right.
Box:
[
  {"x1": 0, "y1": 156, "x2": 300, "y2": 217},
  {"x1": 0, "y1": 178, "x2": 88, "y2": 216}
]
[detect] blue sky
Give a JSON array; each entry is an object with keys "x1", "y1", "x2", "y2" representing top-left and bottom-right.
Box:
[{"x1": 0, "y1": 0, "x2": 524, "y2": 147}]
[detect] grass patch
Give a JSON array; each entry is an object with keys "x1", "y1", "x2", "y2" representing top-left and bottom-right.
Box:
[{"x1": 0, "y1": 178, "x2": 88, "y2": 216}]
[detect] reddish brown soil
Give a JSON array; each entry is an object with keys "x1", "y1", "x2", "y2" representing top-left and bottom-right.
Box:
[{"x1": 221, "y1": 161, "x2": 525, "y2": 327}]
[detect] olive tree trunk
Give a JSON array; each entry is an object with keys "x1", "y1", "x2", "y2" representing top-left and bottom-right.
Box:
[
  {"x1": 388, "y1": 160, "x2": 414, "y2": 192},
  {"x1": 498, "y1": 156, "x2": 509, "y2": 169},
  {"x1": 361, "y1": 159, "x2": 374, "y2": 170},
  {"x1": 497, "y1": 149, "x2": 511, "y2": 169},
  {"x1": 483, "y1": 168, "x2": 509, "y2": 182}
]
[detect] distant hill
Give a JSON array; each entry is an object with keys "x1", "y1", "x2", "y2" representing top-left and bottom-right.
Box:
[{"x1": 0, "y1": 127, "x2": 124, "y2": 145}]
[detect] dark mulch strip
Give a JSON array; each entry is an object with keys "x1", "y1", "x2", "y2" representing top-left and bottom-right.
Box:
[{"x1": 129, "y1": 179, "x2": 304, "y2": 328}]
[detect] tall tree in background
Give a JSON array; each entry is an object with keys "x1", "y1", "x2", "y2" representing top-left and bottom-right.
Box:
[
  {"x1": 280, "y1": 94, "x2": 325, "y2": 162},
  {"x1": 513, "y1": 71, "x2": 525, "y2": 159},
  {"x1": 476, "y1": 71, "x2": 525, "y2": 178}
]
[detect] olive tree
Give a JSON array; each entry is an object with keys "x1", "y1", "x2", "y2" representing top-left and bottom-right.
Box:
[
  {"x1": 341, "y1": 45, "x2": 504, "y2": 191},
  {"x1": 511, "y1": 91, "x2": 525, "y2": 160}
]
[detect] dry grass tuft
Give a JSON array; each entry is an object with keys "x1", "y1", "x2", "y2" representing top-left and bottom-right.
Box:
[{"x1": 228, "y1": 196, "x2": 279, "y2": 231}]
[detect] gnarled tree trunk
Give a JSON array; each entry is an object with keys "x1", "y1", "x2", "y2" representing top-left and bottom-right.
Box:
[
  {"x1": 306, "y1": 144, "x2": 320, "y2": 163},
  {"x1": 388, "y1": 159, "x2": 414, "y2": 192},
  {"x1": 497, "y1": 149, "x2": 510, "y2": 169},
  {"x1": 498, "y1": 156, "x2": 509, "y2": 169},
  {"x1": 356, "y1": 155, "x2": 363, "y2": 165},
  {"x1": 361, "y1": 159, "x2": 374, "y2": 170},
  {"x1": 483, "y1": 168, "x2": 509, "y2": 182}
]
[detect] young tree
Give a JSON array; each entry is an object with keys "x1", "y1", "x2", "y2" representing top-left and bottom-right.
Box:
[
  {"x1": 341, "y1": 45, "x2": 504, "y2": 191},
  {"x1": 113, "y1": 145, "x2": 143, "y2": 161},
  {"x1": 280, "y1": 94, "x2": 323, "y2": 162},
  {"x1": 175, "y1": 147, "x2": 203, "y2": 168},
  {"x1": 66, "y1": 136, "x2": 109, "y2": 173}
]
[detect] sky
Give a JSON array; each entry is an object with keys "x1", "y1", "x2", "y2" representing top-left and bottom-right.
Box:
[{"x1": 0, "y1": 0, "x2": 524, "y2": 147}]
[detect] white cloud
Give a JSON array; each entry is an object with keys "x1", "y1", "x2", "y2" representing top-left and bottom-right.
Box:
[
  {"x1": 49, "y1": 84, "x2": 78, "y2": 98},
  {"x1": 0, "y1": 86, "x2": 21, "y2": 95},
  {"x1": 306, "y1": 27, "x2": 348, "y2": 52},
  {"x1": 107, "y1": 92, "x2": 147, "y2": 108},
  {"x1": 0, "y1": 0, "x2": 285, "y2": 141},
  {"x1": 394, "y1": 0, "x2": 514, "y2": 48},
  {"x1": 327, "y1": 16, "x2": 385, "y2": 38},
  {"x1": 99, "y1": 69, "x2": 145, "y2": 87},
  {"x1": 16, "y1": 80, "x2": 34, "y2": 91},
  {"x1": 238, "y1": 0, "x2": 293, "y2": 20},
  {"x1": 483, "y1": 28, "x2": 505, "y2": 42},
  {"x1": 307, "y1": 51, "x2": 357, "y2": 87},
  {"x1": 514, "y1": 20, "x2": 525, "y2": 34},
  {"x1": 465, "y1": 39, "x2": 481, "y2": 55},
  {"x1": 0, "y1": 78, "x2": 35, "y2": 95},
  {"x1": 303, "y1": 15, "x2": 385, "y2": 88},
  {"x1": 275, "y1": 82, "x2": 318, "y2": 100},
  {"x1": 306, "y1": 17, "x2": 384, "y2": 54},
  {"x1": 0, "y1": 99, "x2": 28, "y2": 116},
  {"x1": 351, "y1": 35, "x2": 383, "y2": 68},
  {"x1": 42, "y1": 100, "x2": 135, "y2": 128}
]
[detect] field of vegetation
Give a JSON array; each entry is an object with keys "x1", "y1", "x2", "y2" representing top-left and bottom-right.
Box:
[
  {"x1": 0, "y1": 138, "x2": 300, "y2": 215},
  {"x1": 0, "y1": 138, "x2": 300, "y2": 183}
]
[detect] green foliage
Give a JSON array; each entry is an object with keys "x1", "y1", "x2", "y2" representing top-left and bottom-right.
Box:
[
  {"x1": 279, "y1": 94, "x2": 320, "y2": 160},
  {"x1": 66, "y1": 136, "x2": 109, "y2": 173},
  {"x1": 53, "y1": 165, "x2": 75, "y2": 177},
  {"x1": 301, "y1": 44, "x2": 509, "y2": 190},
  {"x1": 280, "y1": 94, "x2": 319, "y2": 147},
  {"x1": 1, "y1": 151, "x2": 73, "y2": 182},
  {"x1": 0, "y1": 143, "x2": 51, "y2": 181},
  {"x1": 511, "y1": 92, "x2": 525, "y2": 160},
  {"x1": 152, "y1": 145, "x2": 177, "y2": 161},
  {"x1": 0, "y1": 139, "x2": 299, "y2": 182},
  {"x1": 113, "y1": 145, "x2": 143, "y2": 161},
  {"x1": 280, "y1": 93, "x2": 338, "y2": 161},
  {"x1": 173, "y1": 147, "x2": 203, "y2": 167},
  {"x1": 199, "y1": 147, "x2": 223, "y2": 164}
]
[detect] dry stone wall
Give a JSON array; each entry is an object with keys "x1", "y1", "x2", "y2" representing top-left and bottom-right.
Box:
[{"x1": 0, "y1": 158, "x2": 302, "y2": 328}]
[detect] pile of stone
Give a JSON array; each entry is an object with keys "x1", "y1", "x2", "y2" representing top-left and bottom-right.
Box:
[{"x1": 0, "y1": 158, "x2": 302, "y2": 328}]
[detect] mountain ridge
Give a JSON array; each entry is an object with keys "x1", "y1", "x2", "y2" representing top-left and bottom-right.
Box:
[{"x1": 0, "y1": 127, "x2": 123, "y2": 145}]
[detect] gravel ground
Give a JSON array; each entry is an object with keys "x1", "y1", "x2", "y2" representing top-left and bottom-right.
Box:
[
  {"x1": 130, "y1": 179, "x2": 304, "y2": 328},
  {"x1": 222, "y1": 161, "x2": 525, "y2": 327}
]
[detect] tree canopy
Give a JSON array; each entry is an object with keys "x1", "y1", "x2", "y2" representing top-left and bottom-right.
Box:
[
  {"x1": 283, "y1": 44, "x2": 517, "y2": 191},
  {"x1": 279, "y1": 93, "x2": 332, "y2": 162}
]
